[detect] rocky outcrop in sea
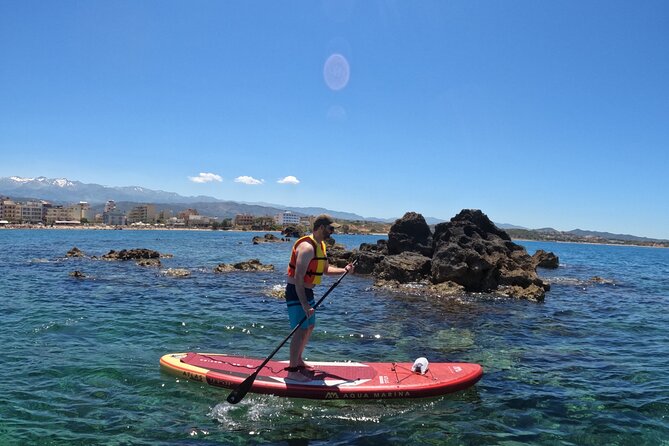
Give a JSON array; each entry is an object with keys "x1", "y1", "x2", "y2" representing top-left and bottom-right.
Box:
[
  {"x1": 282, "y1": 226, "x2": 303, "y2": 238},
  {"x1": 214, "y1": 259, "x2": 275, "y2": 273},
  {"x1": 532, "y1": 249, "x2": 560, "y2": 269},
  {"x1": 329, "y1": 209, "x2": 553, "y2": 301},
  {"x1": 66, "y1": 247, "x2": 85, "y2": 258},
  {"x1": 252, "y1": 234, "x2": 287, "y2": 244},
  {"x1": 101, "y1": 248, "x2": 164, "y2": 267}
]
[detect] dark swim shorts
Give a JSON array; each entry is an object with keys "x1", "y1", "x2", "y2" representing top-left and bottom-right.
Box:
[{"x1": 285, "y1": 283, "x2": 316, "y2": 329}]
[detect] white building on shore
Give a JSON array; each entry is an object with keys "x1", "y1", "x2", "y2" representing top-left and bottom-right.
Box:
[{"x1": 274, "y1": 211, "x2": 301, "y2": 226}]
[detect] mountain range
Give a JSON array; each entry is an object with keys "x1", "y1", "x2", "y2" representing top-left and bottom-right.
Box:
[
  {"x1": 1, "y1": 176, "x2": 666, "y2": 242},
  {"x1": 0, "y1": 176, "x2": 406, "y2": 223}
]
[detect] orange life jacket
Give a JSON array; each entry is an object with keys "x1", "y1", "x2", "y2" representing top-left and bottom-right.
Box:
[{"x1": 287, "y1": 235, "x2": 327, "y2": 285}]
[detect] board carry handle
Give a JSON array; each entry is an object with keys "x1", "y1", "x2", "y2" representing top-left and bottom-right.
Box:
[{"x1": 226, "y1": 259, "x2": 357, "y2": 404}]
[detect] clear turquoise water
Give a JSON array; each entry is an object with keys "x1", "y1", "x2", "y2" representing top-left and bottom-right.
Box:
[{"x1": 1, "y1": 229, "x2": 667, "y2": 445}]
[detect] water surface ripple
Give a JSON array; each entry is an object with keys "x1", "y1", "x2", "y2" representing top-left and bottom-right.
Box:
[{"x1": 0, "y1": 230, "x2": 667, "y2": 445}]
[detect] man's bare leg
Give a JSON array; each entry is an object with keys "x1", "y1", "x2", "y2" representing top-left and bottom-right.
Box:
[
  {"x1": 297, "y1": 325, "x2": 314, "y2": 368},
  {"x1": 287, "y1": 327, "x2": 312, "y2": 382}
]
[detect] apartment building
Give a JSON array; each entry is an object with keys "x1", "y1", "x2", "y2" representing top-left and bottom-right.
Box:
[
  {"x1": 127, "y1": 204, "x2": 157, "y2": 224},
  {"x1": 188, "y1": 214, "x2": 217, "y2": 227},
  {"x1": 103, "y1": 211, "x2": 127, "y2": 225},
  {"x1": 71, "y1": 202, "x2": 91, "y2": 221},
  {"x1": 45, "y1": 206, "x2": 72, "y2": 224},
  {"x1": 0, "y1": 199, "x2": 20, "y2": 223},
  {"x1": 20, "y1": 201, "x2": 44, "y2": 224},
  {"x1": 43, "y1": 202, "x2": 91, "y2": 224},
  {"x1": 234, "y1": 214, "x2": 254, "y2": 226}
]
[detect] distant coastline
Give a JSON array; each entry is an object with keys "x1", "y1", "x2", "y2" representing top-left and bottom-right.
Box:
[
  {"x1": 1, "y1": 223, "x2": 667, "y2": 248},
  {"x1": 0, "y1": 223, "x2": 388, "y2": 237},
  {"x1": 507, "y1": 229, "x2": 669, "y2": 249}
]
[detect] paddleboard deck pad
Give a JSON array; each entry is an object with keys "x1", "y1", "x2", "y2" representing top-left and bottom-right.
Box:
[{"x1": 160, "y1": 352, "x2": 483, "y2": 400}]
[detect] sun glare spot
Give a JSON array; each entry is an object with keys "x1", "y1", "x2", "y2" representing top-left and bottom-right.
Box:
[{"x1": 324, "y1": 53, "x2": 350, "y2": 91}]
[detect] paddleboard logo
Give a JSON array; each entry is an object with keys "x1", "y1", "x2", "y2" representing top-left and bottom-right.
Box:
[
  {"x1": 181, "y1": 371, "x2": 203, "y2": 382},
  {"x1": 325, "y1": 391, "x2": 411, "y2": 399},
  {"x1": 207, "y1": 376, "x2": 234, "y2": 388}
]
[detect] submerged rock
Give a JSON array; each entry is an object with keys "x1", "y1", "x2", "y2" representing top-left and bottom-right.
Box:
[
  {"x1": 164, "y1": 268, "x2": 191, "y2": 277},
  {"x1": 69, "y1": 270, "x2": 86, "y2": 278},
  {"x1": 264, "y1": 284, "x2": 286, "y2": 299},
  {"x1": 137, "y1": 258, "x2": 161, "y2": 267},
  {"x1": 589, "y1": 276, "x2": 615, "y2": 285},
  {"x1": 214, "y1": 259, "x2": 275, "y2": 272},
  {"x1": 374, "y1": 279, "x2": 465, "y2": 298}
]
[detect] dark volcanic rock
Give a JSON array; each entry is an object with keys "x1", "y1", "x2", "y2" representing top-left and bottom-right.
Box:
[
  {"x1": 532, "y1": 250, "x2": 559, "y2": 269},
  {"x1": 327, "y1": 239, "x2": 387, "y2": 275},
  {"x1": 136, "y1": 258, "x2": 161, "y2": 267},
  {"x1": 375, "y1": 251, "x2": 432, "y2": 283},
  {"x1": 214, "y1": 259, "x2": 274, "y2": 272},
  {"x1": 360, "y1": 240, "x2": 387, "y2": 253},
  {"x1": 252, "y1": 234, "x2": 285, "y2": 244},
  {"x1": 102, "y1": 249, "x2": 161, "y2": 261},
  {"x1": 325, "y1": 237, "x2": 354, "y2": 267},
  {"x1": 102, "y1": 248, "x2": 163, "y2": 267},
  {"x1": 354, "y1": 251, "x2": 386, "y2": 275},
  {"x1": 66, "y1": 247, "x2": 85, "y2": 258},
  {"x1": 387, "y1": 212, "x2": 433, "y2": 257},
  {"x1": 234, "y1": 259, "x2": 274, "y2": 271},
  {"x1": 431, "y1": 210, "x2": 549, "y2": 300},
  {"x1": 282, "y1": 226, "x2": 303, "y2": 238},
  {"x1": 69, "y1": 270, "x2": 86, "y2": 278},
  {"x1": 308, "y1": 209, "x2": 551, "y2": 301}
]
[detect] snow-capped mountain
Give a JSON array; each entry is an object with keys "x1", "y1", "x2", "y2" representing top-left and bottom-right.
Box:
[
  {"x1": 0, "y1": 175, "x2": 371, "y2": 221},
  {"x1": 0, "y1": 176, "x2": 220, "y2": 204},
  {"x1": 9, "y1": 176, "x2": 76, "y2": 188}
]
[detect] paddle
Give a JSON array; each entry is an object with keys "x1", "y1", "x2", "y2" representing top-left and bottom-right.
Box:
[{"x1": 226, "y1": 259, "x2": 357, "y2": 404}]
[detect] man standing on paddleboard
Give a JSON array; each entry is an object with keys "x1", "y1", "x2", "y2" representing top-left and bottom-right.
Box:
[{"x1": 285, "y1": 214, "x2": 355, "y2": 382}]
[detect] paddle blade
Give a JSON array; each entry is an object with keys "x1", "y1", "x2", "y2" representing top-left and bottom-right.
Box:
[{"x1": 226, "y1": 371, "x2": 258, "y2": 404}]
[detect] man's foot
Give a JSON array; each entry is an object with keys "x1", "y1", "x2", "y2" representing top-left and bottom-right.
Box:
[
  {"x1": 286, "y1": 369, "x2": 313, "y2": 382},
  {"x1": 296, "y1": 362, "x2": 315, "y2": 371}
]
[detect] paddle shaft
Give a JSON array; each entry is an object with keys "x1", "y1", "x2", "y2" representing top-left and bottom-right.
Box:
[{"x1": 226, "y1": 259, "x2": 356, "y2": 404}]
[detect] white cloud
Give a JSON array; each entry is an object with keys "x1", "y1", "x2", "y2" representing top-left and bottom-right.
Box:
[
  {"x1": 189, "y1": 172, "x2": 222, "y2": 183},
  {"x1": 278, "y1": 175, "x2": 300, "y2": 185},
  {"x1": 235, "y1": 176, "x2": 264, "y2": 185}
]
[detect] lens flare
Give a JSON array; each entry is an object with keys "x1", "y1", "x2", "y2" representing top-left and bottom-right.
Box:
[{"x1": 324, "y1": 53, "x2": 350, "y2": 91}]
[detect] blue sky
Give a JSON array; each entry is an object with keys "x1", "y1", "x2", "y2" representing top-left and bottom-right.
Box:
[{"x1": 1, "y1": 1, "x2": 668, "y2": 239}]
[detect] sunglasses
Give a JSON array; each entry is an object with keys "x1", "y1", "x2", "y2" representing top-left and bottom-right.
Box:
[{"x1": 327, "y1": 225, "x2": 335, "y2": 233}]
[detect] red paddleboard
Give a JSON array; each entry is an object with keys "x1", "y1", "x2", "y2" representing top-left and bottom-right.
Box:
[{"x1": 160, "y1": 352, "x2": 483, "y2": 400}]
